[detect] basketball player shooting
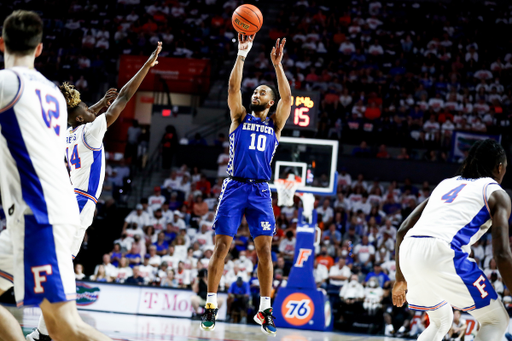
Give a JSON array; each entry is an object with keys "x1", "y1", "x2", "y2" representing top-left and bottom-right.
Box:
[
  {"x1": 392, "y1": 139, "x2": 512, "y2": 341},
  {"x1": 26, "y1": 43, "x2": 162, "y2": 341},
  {"x1": 200, "y1": 34, "x2": 292, "y2": 336}
]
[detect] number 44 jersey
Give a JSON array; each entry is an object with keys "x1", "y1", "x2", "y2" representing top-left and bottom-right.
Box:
[
  {"x1": 405, "y1": 176, "x2": 505, "y2": 254},
  {"x1": 227, "y1": 114, "x2": 278, "y2": 180},
  {"x1": 65, "y1": 114, "x2": 106, "y2": 206}
]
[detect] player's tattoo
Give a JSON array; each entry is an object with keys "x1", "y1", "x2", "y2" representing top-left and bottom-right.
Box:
[{"x1": 239, "y1": 56, "x2": 246, "y2": 61}]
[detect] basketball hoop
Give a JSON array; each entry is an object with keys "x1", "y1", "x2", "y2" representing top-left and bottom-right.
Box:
[
  {"x1": 275, "y1": 174, "x2": 316, "y2": 223},
  {"x1": 275, "y1": 175, "x2": 302, "y2": 207}
]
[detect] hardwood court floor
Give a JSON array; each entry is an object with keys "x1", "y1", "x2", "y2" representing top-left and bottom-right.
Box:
[{"x1": 9, "y1": 306, "x2": 407, "y2": 341}]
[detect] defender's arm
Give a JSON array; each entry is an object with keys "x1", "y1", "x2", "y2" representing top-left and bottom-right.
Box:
[{"x1": 270, "y1": 38, "x2": 292, "y2": 134}]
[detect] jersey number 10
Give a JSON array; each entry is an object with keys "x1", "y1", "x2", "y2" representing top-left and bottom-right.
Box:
[{"x1": 249, "y1": 133, "x2": 266, "y2": 151}]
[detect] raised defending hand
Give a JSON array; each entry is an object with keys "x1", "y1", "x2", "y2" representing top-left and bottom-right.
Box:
[
  {"x1": 392, "y1": 280, "x2": 407, "y2": 307},
  {"x1": 271, "y1": 38, "x2": 286, "y2": 67},
  {"x1": 102, "y1": 88, "x2": 118, "y2": 108},
  {"x1": 146, "y1": 41, "x2": 162, "y2": 67},
  {"x1": 238, "y1": 33, "x2": 255, "y2": 57}
]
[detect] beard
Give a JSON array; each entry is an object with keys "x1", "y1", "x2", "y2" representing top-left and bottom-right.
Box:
[{"x1": 249, "y1": 102, "x2": 268, "y2": 112}]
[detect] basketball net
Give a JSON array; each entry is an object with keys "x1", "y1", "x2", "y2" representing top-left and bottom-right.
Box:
[{"x1": 275, "y1": 175, "x2": 315, "y2": 223}]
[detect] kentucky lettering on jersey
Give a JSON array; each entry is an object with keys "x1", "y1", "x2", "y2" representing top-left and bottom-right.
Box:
[
  {"x1": 227, "y1": 114, "x2": 278, "y2": 180},
  {"x1": 0, "y1": 67, "x2": 80, "y2": 226},
  {"x1": 66, "y1": 115, "x2": 107, "y2": 204},
  {"x1": 406, "y1": 176, "x2": 504, "y2": 255}
]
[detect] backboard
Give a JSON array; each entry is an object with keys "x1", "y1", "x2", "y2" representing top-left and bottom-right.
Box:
[{"x1": 269, "y1": 137, "x2": 338, "y2": 196}]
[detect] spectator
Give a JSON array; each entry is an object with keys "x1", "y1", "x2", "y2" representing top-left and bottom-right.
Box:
[
  {"x1": 150, "y1": 209, "x2": 167, "y2": 232},
  {"x1": 161, "y1": 245, "x2": 180, "y2": 270},
  {"x1": 175, "y1": 261, "x2": 191, "y2": 288},
  {"x1": 339, "y1": 274, "x2": 365, "y2": 321},
  {"x1": 125, "y1": 266, "x2": 145, "y2": 285},
  {"x1": 110, "y1": 243, "x2": 123, "y2": 267},
  {"x1": 139, "y1": 255, "x2": 156, "y2": 284},
  {"x1": 363, "y1": 276, "x2": 384, "y2": 315},
  {"x1": 195, "y1": 175, "x2": 211, "y2": 196},
  {"x1": 94, "y1": 254, "x2": 118, "y2": 280},
  {"x1": 122, "y1": 204, "x2": 149, "y2": 236},
  {"x1": 316, "y1": 245, "x2": 335, "y2": 269},
  {"x1": 75, "y1": 264, "x2": 86, "y2": 280},
  {"x1": 148, "y1": 186, "x2": 166, "y2": 211},
  {"x1": 163, "y1": 171, "x2": 181, "y2": 192},
  {"x1": 115, "y1": 257, "x2": 133, "y2": 283},
  {"x1": 314, "y1": 259, "x2": 329, "y2": 288},
  {"x1": 353, "y1": 236, "x2": 375, "y2": 274},
  {"x1": 446, "y1": 310, "x2": 466, "y2": 340},
  {"x1": 217, "y1": 146, "x2": 230, "y2": 178},
  {"x1": 125, "y1": 244, "x2": 142, "y2": 268},
  {"x1": 161, "y1": 269, "x2": 178, "y2": 287},
  {"x1": 365, "y1": 263, "x2": 391, "y2": 289},
  {"x1": 328, "y1": 258, "x2": 351, "y2": 291},
  {"x1": 193, "y1": 224, "x2": 214, "y2": 247},
  {"x1": 148, "y1": 245, "x2": 162, "y2": 267},
  {"x1": 153, "y1": 232, "x2": 169, "y2": 256},
  {"x1": 189, "y1": 133, "x2": 207, "y2": 146},
  {"x1": 227, "y1": 276, "x2": 250, "y2": 323},
  {"x1": 90, "y1": 264, "x2": 111, "y2": 283},
  {"x1": 317, "y1": 199, "x2": 334, "y2": 225},
  {"x1": 279, "y1": 231, "x2": 296, "y2": 263}
]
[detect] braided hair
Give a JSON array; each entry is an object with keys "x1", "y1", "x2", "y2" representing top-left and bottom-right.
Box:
[
  {"x1": 59, "y1": 82, "x2": 83, "y2": 125},
  {"x1": 459, "y1": 139, "x2": 506, "y2": 179}
]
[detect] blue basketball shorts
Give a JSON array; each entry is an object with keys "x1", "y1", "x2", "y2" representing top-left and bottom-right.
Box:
[
  {"x1": 0, "y1": 215, "x2": 77, "y2": 307},
  {"x1": 213, "y1": 178, "x2": 276, "y2": 238}
]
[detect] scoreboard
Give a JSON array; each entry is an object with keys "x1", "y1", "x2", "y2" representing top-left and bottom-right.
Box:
[{"x1": 284, "y1": 90, "x2": 320, "y2": 131}]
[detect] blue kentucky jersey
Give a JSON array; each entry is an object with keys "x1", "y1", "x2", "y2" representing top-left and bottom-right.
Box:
[{"x1": 227, "y1": 114, "x2": 278, "y2": 180}]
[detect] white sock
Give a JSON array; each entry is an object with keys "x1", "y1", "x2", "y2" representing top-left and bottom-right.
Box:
[
  {"x1": 259, "y1": 296, "x2": 271, "y2": 312},
  {"x1": 206, "y1": 293, "x2": 217, "y2": 307},
  {"x1": 38, "y1": 315, "x2": 49, "y2": 335}
]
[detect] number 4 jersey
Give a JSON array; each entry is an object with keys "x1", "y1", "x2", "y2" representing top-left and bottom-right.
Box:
[
  {"x1": 66, "y1": 114, "x2": 106, "y2": 207},
  {"x1": 227, "y1": 113, "x2": 278, "y2": 180},
  {"x1": 0, "y1": 67, "x2": 80, "y2": 226},
  {"x1": 406, "y1": 176, "x2": 504, "y2": 254}
]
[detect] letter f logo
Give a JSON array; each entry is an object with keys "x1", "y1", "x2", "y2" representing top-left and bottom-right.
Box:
[{"x1": 295, "y1": 249, "x2": 312, "y2": 267}]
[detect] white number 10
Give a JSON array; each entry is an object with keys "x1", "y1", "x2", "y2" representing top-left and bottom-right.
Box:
[{"x1": 249, "y1": 133, "x2": 266, "y2": 151}]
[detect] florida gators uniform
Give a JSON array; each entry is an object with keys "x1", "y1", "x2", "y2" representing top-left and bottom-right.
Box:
[
  {"x1": 400, "y1": 176, "x2": 504, "y2": 313},
  {"x1": 0, "y1": 67, "x2": 80, "y2": 306},
  {"x1": 213, "y1": 114, "x2": 278, "y2": 238},
  {"x1": 65, "y1": 115, "x2": 106, "y2": 257}
]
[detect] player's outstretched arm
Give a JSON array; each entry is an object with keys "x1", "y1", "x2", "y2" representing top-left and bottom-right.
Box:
[
  {"x1": 490, "y1": 191, "x2": 512, "y2": 289},
  {"x1": 228, "y1": 33, "x2": 254, "y2": 123},
  {"x1": 104, "y1": 42, "x2": 162, "y2": 127},
  {"x1": 89, "y1": 88, "x2": 118, "y2": 115},
  {"x1": 270, "y1": 38, "x2": 292, "y2": 135},
  {"x1": 392, "y1": 198, "x2": 429, "y2": 307}
]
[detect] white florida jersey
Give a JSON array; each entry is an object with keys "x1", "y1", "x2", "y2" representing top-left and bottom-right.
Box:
[
  {"x1": 0, "y1": 67, "x2": 80, "y2": 225},
  {"x1": 66, "y1": 115, "x2": 107, "y2": 203},
  {"x1": 406, "y1": 176, "x2": 504, "y2": 254}
]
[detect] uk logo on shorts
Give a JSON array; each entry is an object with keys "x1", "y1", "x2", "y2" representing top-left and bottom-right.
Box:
[
  {"x1": 282, "y1": 293, "x2": 315, "y2": 326},
  {"x1": 261, "y1": 221, "x2": 271, "y2": 230}
]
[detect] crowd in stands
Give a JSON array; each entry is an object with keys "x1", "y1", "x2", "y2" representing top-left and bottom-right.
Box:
[
  {"x1": 246, "y1": 0, "x2": 512, "y2": 155},
  {"x1": 0, "y1": 0, "x2": 235, "y2": 103}
]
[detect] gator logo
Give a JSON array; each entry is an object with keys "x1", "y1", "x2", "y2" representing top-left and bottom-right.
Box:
[
  {"x1": 234, "y1": 18, "x2": 250, "y2": 30},
  {"x1": 76, "y1": 282, "x2": 100, "y2": 306}
]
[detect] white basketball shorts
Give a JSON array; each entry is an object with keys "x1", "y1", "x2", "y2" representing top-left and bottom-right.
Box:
[{"x1": 400, "y1": 236, "x2": 498, "y2": 313}]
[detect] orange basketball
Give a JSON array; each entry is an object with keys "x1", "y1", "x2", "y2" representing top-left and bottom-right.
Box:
[{"x1": 232, "y1": 4, "x2": 263, "y2": 35}]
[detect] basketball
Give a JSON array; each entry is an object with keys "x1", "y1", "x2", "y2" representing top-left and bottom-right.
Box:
[{"x1": 232, "y1": 4, "x2": 263, "y2": 35}]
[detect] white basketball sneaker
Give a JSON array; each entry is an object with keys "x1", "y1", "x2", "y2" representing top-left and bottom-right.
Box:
[{"x1": 26, "y1": 328, "x2": 52, "y2": 341}]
